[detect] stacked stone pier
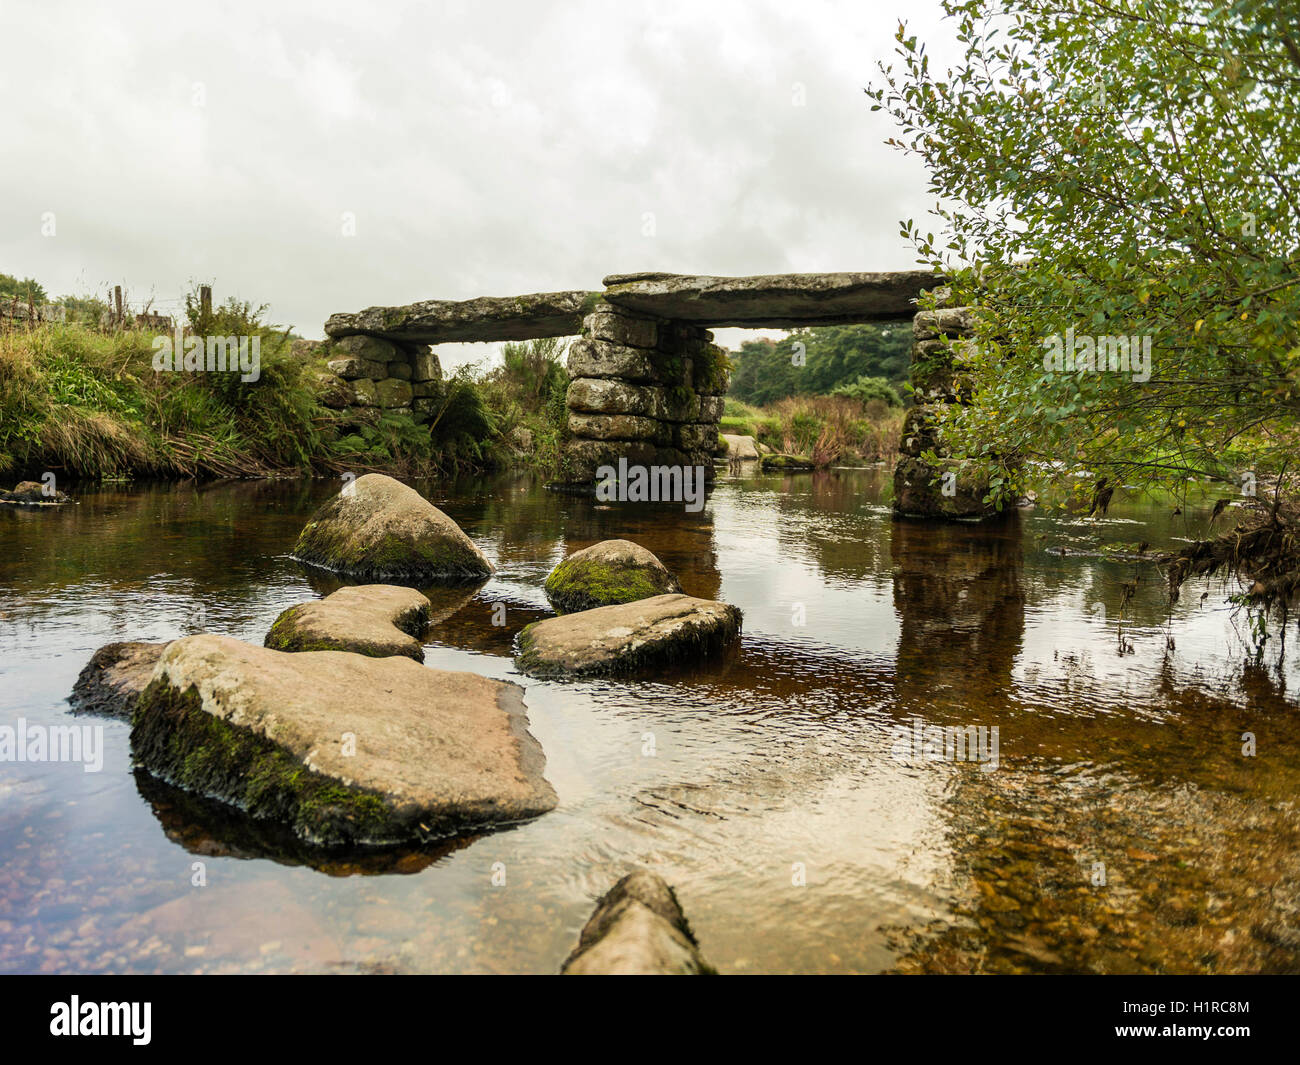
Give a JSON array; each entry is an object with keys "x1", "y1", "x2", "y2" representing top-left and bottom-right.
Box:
[
  {"x1": 324, "y1": 269, "x2": 995, "y2": 518},
  {"x1": 561, "y1": 301, "x2": 729, "y2": 484},
  {"x1": 893, "y1": 295, "x2": 990, "y2": 518}
]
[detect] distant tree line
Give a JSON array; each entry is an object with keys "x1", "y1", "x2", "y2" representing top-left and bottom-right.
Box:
[{"x1": 726, "y1": 323, "x2": 910, "y2": 407}]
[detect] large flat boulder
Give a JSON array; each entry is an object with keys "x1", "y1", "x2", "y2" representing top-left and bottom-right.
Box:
[
  {"x1": 562, "y1": 870, "x2": 712, "y2": 975},
  {"x1": 70, "y1": 641, "x2": 170, "y2": 718},
  {"x1": 264, "y1": 585, "x2": 431, "y2": 660},
  {"x1": 544, "y1": 539, "x2": 682, "y2": 613},
  {"x1": 515, "y1": 593, "x2": 741, "y2": 676},
  {"x1": 601, "y1": 271, "x2": 941, "y2": 327},
  {"x1": 132, "y1": 634, "x2": 556, "y2": 847},
  {"x1": 324, "y1": 291, "x2": 597, "y2": 344},
  {"x1": 721, "y1": 434, "x2": 759, "y2": 461},
  {"x1": 294, "y1": 473, "x2": 493, "y2": 582}
]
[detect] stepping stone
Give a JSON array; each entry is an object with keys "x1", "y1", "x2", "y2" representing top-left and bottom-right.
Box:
[
  {"x1": 515, "y1": 593, "x2": 741, "y2": 676},
  {"x1": 132, "y1": 634, "x2": 556, "y2": 847},
  {"x1": 293, "y1": 473, "x2": 493, "y2": 583},
  {"x1": 70, "y1": 641, "x2": 171, "y2": 719},
  {"x1": 562, "y1": 870, "x2": 713, "y2": 975},
  {"x1": 265, "y1": 584, "x2": 431, "y2": 661}
]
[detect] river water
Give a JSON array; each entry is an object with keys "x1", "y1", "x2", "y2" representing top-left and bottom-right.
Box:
[{"x1": 2, "y1": 467, "x2": 1298, "y2": 973}]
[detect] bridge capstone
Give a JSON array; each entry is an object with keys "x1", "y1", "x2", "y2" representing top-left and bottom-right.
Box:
[
  {"x1": 325, "y1": 290, "x2": 597, "y2": 344},
  {"x1": 600, "y1": 270, "x2": 936, "y2": 327}
]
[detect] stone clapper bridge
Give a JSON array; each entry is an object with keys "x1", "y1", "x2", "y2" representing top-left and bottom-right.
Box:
[{"x1": 323, "y1": 271, "x2": 988, "y2": 519}]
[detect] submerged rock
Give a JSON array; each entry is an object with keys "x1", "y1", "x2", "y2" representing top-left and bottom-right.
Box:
[
  {"x1": 1, "y1": 480, "x2": 73, "y2": 505},
  {"x1": 562, "y1": 870, "x2": 713, "y2": 975},
  {"x1": 70, "y1": 641, "x2": 170, "y2": 718},
  {"x1": 761, "y1": 453, "x2": 816, "y2": 471},
  {"x1": 293, "y1": 473, "x2": 493, "y2": 583},
  {"x1": 132, "y1": 634, "x2": 556, "y2": 847},
  {"x1": 544, "y1": 539, "x2": 682, "y2": 613},
  {"x1": 264, "y1": 584, "x2": 431, "y2": 660},
  {"x1": 515, "y1": 593, "x2": 741, "y2": 676}
]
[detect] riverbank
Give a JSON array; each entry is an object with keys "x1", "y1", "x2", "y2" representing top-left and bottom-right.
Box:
[
  {"x1": 0, "y1": 318, "x2": 535, "y2": 484},
  {"x1": 0, "y1": 316, "x2": 906, "y2": 486}
]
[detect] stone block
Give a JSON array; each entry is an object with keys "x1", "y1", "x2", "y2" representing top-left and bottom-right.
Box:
[
  {"x1": 376, "y1": 378, "x2": 413, "y2": 408},
  {"x1": 567, "y1": 338, "x2": 657, "y2": 382},
  {"x1": 585, "y1": 309, "x2": 659, "y2": 350}
]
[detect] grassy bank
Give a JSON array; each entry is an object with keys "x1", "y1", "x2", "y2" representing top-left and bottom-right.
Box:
[
  {"x1": 720, "y1": 395, "x2": 904, "y2": 467},
  {"x1": 0, "y1": 303, "x2": 567, "y2": 483}
]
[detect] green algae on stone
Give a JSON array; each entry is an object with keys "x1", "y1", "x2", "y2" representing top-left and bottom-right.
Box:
[
  {"x1": 761, "y1": 453, "x2": 816, "y2": 471},
  {"x1": 131, "y1": 635, "x2": 558, "y2": 848},
  {"x1": 543, "y1": 539, "x2": 682, "y2": 613}
]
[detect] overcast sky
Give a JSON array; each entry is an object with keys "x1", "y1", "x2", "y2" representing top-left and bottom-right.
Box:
[{"x1": 1, "y1": 0, "x2": 950, "y2": 364}]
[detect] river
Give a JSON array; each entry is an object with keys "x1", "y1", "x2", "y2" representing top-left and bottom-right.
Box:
[{"x1": 2, "y1": 466, "x2": 1297, "y2": 973}]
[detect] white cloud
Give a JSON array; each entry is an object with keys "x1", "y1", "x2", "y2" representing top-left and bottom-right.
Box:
[{"x1": 0, "y1": 0, "x2": 951, "y2": 364}]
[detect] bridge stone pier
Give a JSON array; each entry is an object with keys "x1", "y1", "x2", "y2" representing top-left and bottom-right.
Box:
[{"x1": 324, "y1": 270, "x2": 991, "y2": 518}]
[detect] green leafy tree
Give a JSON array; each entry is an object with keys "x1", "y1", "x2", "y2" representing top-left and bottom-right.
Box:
[
  {"x1": 831, "y1": 374, "x2": 903, "y2": 407},
  {"x1": 0, "y1": 273, "x2": 48, "y2": 306},
  {"x1": 728, "y1": 324, "x2": 911, "y2": 405},
  {"x1": 870, "y1": 0, "x2": 1300, "y2": 511}
]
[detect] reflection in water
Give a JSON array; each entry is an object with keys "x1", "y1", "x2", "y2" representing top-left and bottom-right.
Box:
[
  {"x1": 1, "y1": 469, "x2": 1299, "y2": 973},
  {"x1": 892, "y1": 512, "x2": 1025, "y2": 712},
  {"x1": 137, "y1": 773, "x2": 483, "y2": 877}
]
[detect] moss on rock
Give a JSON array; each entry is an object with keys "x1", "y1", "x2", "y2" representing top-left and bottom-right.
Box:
[
  {"x1": 132, "y1": 681, "x2": 399, "y2": 846},
  {"x1": 543, "y1": 539, "x2": 682, "y2": 613}
]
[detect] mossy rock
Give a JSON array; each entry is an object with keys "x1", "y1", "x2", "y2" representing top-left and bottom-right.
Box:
[
  {"x1": 294, "y1": 473, "x2": 493, "y2": 583},
  {"x1": 761, "y1": 453, "x2": 816, "y2": 471},
  {"x1": 544, "y1": 539, "x2": 682, "y2": 613},
  {"x1": 131, "y1": 635, "x2": 557, "y2": 848},
  {"x1": 1, "y1": 480, "x2": 73, "y2": 505}
]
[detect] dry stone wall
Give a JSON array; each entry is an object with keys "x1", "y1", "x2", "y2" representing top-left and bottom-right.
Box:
[
  {"x1": 557, "y1": 302, "x2": 730, "y2": 485},
  {"x1": 319, "y1": 334, "x2": 442, "y2": 424}
]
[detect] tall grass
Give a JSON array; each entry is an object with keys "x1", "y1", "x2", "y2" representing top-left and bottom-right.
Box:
[
  {"x1": 0, "y1": 294, "x2": 503, "y2": 483},
  {"x1": 720, "y1": 395, "x2": 903, "y2": 467},
  {"x1": 476, "y1": 337, "x2": 571, "y2": 472}
]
